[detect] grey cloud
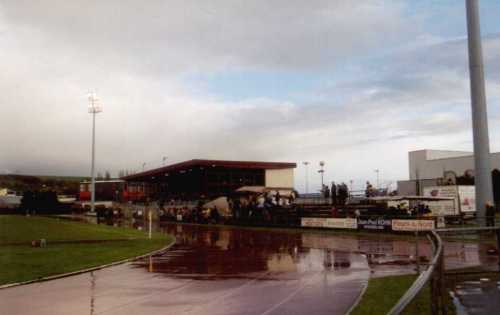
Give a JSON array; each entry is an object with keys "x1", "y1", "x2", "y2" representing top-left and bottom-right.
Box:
[{"x1": 1, "y1": 0, "x2": 414, "y2": 74}]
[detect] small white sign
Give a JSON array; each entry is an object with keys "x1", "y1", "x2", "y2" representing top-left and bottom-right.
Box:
[
  {"x1": 458, "y1": 186, "x2": 476, "y2": 213},
  {"x1": 436, "y1": 216, "x2": 446, "y2": 228}
]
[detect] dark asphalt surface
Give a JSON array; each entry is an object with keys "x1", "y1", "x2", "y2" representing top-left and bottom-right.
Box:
[{"x1": 1, "y1": 223, "x2": 496, "y2": 315}]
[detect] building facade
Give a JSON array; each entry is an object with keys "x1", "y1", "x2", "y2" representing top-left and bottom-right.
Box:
[
  {"x1": 122, "y1": 159, "x2": 296, "y2": 200},
  {"x1": 408, "y1": 149, "x2": 500, "y2": 180},
  {"x1": 399, "y1": 150, "x2": 500, "y2": 203}
]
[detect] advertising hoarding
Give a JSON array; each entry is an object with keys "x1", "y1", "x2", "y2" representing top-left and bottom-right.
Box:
[
  {"x1": 357, "y1": 217, "x2": 392, "y2": 230},
  {"x1": 392, "y1": 219, "x2": 435, "y2": 231},
  {"x1": 422, "y1": 199, "x2": 456, "y2": 216},
  {"x1": 423, "y1": 185, "x2": 475, "y2": 214},
  {"x1": 301, "y1": 217, "x2": 357, "y2": 229},
  {"x1": 458, "y1": 186, "x2": 476, "y2": 213}
]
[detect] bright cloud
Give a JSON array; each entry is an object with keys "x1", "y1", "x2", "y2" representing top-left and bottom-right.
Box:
[{"x1": 1, "y1": 1, "x2": 500, "y2": 193}]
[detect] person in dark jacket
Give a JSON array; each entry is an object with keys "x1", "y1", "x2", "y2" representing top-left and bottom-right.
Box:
[
  {"x1": 341, "y1": 182, "x2": 349, "y2": 203},
  {"x1": 210, "y1": 206, "x2": 220, "y2": 224},
  {"x1": 275, "y1": 191, "x2": 281, "y2": 206},
  {"x1": 365, "y1": 181, "x2": 373, "y2": 197},
  {"x1": 330, "y1": 182, "x2": 337, "y2": 205},
  {"x1": 323, "y1": 185, "x2": 330, "y2": 199},
  {"x1": 486, "y1": 202, "x2": 495, "y2": 227},
  {"x1": 338, "y1": 182, "x2": 348, "y2": 205}
]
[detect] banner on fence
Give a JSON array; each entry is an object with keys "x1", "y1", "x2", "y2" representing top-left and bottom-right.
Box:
[
  {"x1": 301, "y1": 217, "x2": 358, "y2": 229},
  {"x1": 391, "y1": 219, "x2": 435, "y2": 231},
  {"x1": 357, "y1": 217, "x2": 392, "y2": 230}
]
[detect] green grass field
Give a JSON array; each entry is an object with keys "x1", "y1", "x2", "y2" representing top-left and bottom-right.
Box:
[
  {"x1": 0, "y1": 215, "x2": 173, "y2": 285},
  {"x1": 0, "y1": 215, "x2": 152, "y2": 244}
]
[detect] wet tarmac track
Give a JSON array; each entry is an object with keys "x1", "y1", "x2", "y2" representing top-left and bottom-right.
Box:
[{"x1": 1, "y1": 223, "x2": 496, "y2": 315}]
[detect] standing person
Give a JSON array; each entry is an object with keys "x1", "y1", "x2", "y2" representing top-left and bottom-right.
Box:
[
  {"x1": 228, "y1": 197, "x2": 234, "y2": 218},
  {"x1": 210, "y1": 206, "x2": 220, "y2": 224},
  {"x1": 288, "y1": 192, "x2": 295, "y2": 205},
  {"x1": 275, "y1": 190, "x2": 281, "y2": 206},
  {"x1": 354, "y1": 208, "x2": 361, "y2": 219},
  {"x1": 342, "y1": 182, "x2": 349, "y2": 203},
  {"x1": 365, "y1": 181, "x2": 373, "y2": 197},
  {"x1": 331, "y1": 182, "x2": 337, "y2": 205},
  {"x1": 337, "y1": 184, "x2": 344, "y2": 205},
  {"x1": 337, "y1": 183, "x2": 344, "y2": 205},
  {"x1": 233, "y1": 198, "x2": 241, "y2": 220},
  {"x1": 331, "y1": 206, "x2": 338, "y2": 218},
  {"x1": 486, "y1": 202, "x2": 495, "y2": 227},
  {"x1": 324, "y1": 185, "x2": 330, "y2": 199}
]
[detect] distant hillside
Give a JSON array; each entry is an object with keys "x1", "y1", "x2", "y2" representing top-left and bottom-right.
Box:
[
  {"x1": 0, "y1": 174, "x2": 88, "y2": 195},
  {"x1": 36, "y1": 175, "x2": 88, "y2": 182}
]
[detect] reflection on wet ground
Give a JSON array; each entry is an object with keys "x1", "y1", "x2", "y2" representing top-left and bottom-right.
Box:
[
  {"x1": 1, "y1": 222, "x2": 498, "y2": 315},
  {"x1": 451, "y1": 277, "x2": 500, "y2": 315}
]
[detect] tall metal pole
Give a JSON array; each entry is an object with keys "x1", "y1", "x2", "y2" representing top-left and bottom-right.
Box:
[
  {"x1": 466, "y1": 0, "x2": 494, "y2": 226},
  {"x1": 319, "y1": 161, "x2": 325, "y2": 191},
  {"x1": 88, "y1": 92, "x2": 101, "y2": 213},
  {"x1": 303, "y1": 161, "x2": 310, "y2": 194},
  {"x1": 91, "y1": 108, "x2": 96, "y2": 213}
]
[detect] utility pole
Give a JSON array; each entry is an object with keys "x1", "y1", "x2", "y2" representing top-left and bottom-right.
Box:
[
  {"x1": 374, "y1": 169, "x2": 380, "y2": 189},
  {"x1": 88, "y1": 92, "x2": 102, "y2": 213},
  {"x1": 466, "y1": 0, "x2": 494, "y2": 226},
  {"x1": 302, "y1": 161, "x2": 310, "y2": 194}
]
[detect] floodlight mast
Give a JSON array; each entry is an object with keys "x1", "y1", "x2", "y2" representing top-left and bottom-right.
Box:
[
  {"x1": 88, "y1": 92, "x2": 102, "y2": 213},
  {"x1": 318, "y1": 161, "x2": 325, "y2": 188},
  {"x1": 302, "y1": 161, "x2": 310, "y2": 194},
  {"x1": 466, "y1": 0, "x2": 494, "y2": 226}
]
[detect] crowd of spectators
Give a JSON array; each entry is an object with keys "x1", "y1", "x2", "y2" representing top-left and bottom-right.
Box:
[{"x1": 156, "y1": 191, "x2": 297, "y2": 225}]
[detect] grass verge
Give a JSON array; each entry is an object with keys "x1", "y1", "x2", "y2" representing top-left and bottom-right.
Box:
[
  {"x1": 0, "y1": 215, "x2": 173, "y2": 286},
  {"x1": 350, "y1": 275, "x2": 417, "y2": 315},
  {"x1": 349, "y1": 274, "x2": 455, "y2": 315}
]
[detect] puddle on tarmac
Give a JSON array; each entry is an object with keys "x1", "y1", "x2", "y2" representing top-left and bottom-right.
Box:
[
  {"x1": 130, "y1": 223, "x2": 495, "y2": 280},
  {"x1": 451, "y1": 276, "x2": 500, "y2": 315}
]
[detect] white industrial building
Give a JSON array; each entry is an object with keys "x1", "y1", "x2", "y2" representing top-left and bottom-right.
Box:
[
  {"x1": 408, "y1": 150, "x2": 500, "y2": 180},
  {"x1": 398, "y1": 149, "x2": 500, "y2": 196}
]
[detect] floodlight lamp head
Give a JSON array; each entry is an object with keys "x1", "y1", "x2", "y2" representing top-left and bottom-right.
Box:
[
  {"x1": 89, "y1": 106, "x2": 101, "y2": 113},
  {"x1": 87, "y1": 92, "x2": 102, "y2": 113}
]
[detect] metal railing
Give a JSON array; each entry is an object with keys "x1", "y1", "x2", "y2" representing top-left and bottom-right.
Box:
[
  {"x1": 387, "y1": 230, "x2": 444, "y2": 315},
  {"x1": 388, "y1": 223, "x2": 500, "y2": 315}
]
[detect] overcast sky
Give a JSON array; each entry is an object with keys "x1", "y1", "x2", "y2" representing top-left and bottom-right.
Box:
[{"x1": 1, "y1": 1, "x2": 500, "y2": 192}]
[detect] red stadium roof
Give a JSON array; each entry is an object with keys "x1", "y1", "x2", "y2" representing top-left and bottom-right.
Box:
[{"x1": 122, "y1": 159, "x2": 296, "y2": 181}]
